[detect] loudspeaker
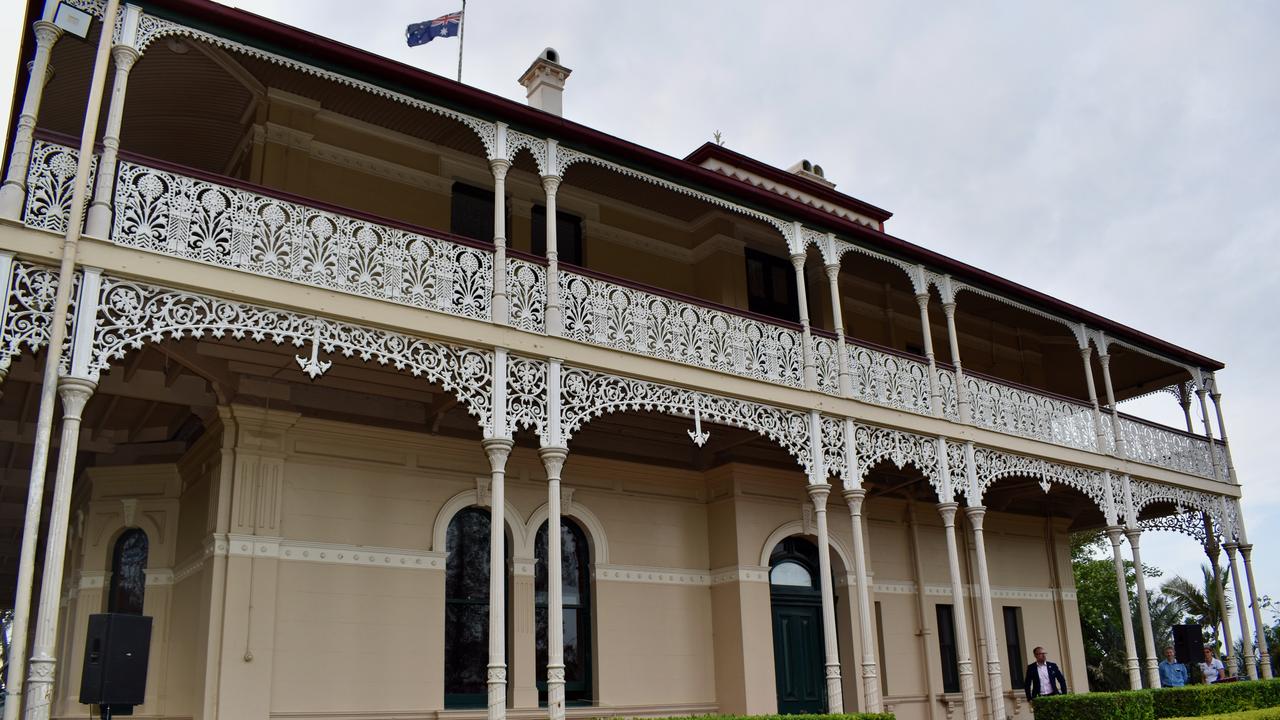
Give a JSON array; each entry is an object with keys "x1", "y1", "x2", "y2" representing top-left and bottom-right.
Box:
[
  {"x1": 1173, "y1": 623, "x2": 1205, "y2": 666},
  {"x1": 79, "y1": 613, "x2": 152, "y2": 707}
]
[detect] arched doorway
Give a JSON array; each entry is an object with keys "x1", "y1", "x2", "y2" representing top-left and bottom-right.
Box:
[
  {"x1": 108, "y1": 528, "x2": 149, "y2": 614},
  {"x1": 534, "y1": 518, "x2": 593, "y2": 705},
  {"x1": 444, "y1": 507, "x2": 511, "y2": 708},
  {"x1": 770, "y1": 537, "x2": 827, "y2": 714}
]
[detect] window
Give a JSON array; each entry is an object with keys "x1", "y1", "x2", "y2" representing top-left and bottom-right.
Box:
[
  {"x1": 535, "y1": 519, "x2": 592, "y2": 704},
  {"x1": 531, "y1": 206, "x2": 584, "y2": 266},
  {"x1": 875, "y1": 601, "x2": 888, "y2": 696},
  {"x1": 745, "y1": 248, "x2": 799, "y2": 322},
  {"x1": 108, "y1": 529, "x2": 148, "y2": 615},
  {"x1": 770, "y1": 561, "x2": 813, "y2": 588},
  {"x1": 450, "y1": 182, "x2": 495, "y2": 243},
  {"x1": 936, "y1": 604, "x2": 960, "y2": 693},
  {"x1": 1003, "y1": 606, "x2": 1025, "y2": 688},
  {"x1": 445, "y1": 507, "x2": 497, "y2": 708}
]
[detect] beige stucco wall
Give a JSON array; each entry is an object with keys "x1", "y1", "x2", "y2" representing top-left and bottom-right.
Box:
[{"x1": 51, "y1": 408, "x2": 1086, "y2": 720}]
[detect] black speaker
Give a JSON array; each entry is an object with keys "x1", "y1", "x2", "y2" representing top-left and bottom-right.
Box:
[
  {"x1": 1173, "y1": 623, "x2": 1205, "y2": 666},
  {"x1": 79, "y1": 613, "x2": 152, "y2": 708}
]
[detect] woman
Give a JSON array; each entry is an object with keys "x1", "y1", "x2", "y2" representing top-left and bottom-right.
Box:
[{"x1": 1199, "y1": 646, "x2": 1228, "y2": 684}]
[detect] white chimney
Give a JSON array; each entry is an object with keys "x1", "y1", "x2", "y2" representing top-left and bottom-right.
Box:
[{"x1": 518, "y1": 48, "x2": 572, "y2": 116}]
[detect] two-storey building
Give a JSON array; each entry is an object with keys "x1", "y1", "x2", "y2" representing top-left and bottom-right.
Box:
[{"x1": 0, "y1": 1, "x2": 1269, "y2": 720}]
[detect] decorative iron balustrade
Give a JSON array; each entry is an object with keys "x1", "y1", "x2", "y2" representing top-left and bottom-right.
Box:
[
  {"x1": 109, "y1": 156, "x2": 492, "y2": 321},
  {"x1": 13, "y1": 141, "x2": 1225, "y2": 480},
  {"x1": 1119, "y1": 415, "x2": 1220, "y2": 479},
  {"x1": 965, "y1": 372, "x2": 1102, "y2": 453},
  {"x1": 846, "y1": 343, "x2": 934, "y2": 416},
  {"x1": 22, "y1": 140, "x2": 97, "y2": 233},
  {"x1": 559, "y1": 270, "x2": 805, "y2": 387}
]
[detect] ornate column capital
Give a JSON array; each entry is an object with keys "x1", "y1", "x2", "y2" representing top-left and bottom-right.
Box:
[
  {"x1": 481, "y1": 437, "x2": 514, "y2": 472},
  {"x1": 807, "y1": 482, "x2": 831, "y2": 512},
  {"x1": 1224, "y1": 542, "x2": 1240, "y2": 556},
  {"x1": 538, "y1": 445, "x2": 568, "y2": 480},
  {"x1": 963, "y1": 504, "x2": 986, "y2": 530},
  {"x1": 1240, "y1": 543, "x2": 1254, "y2": 559},
  {"x1": 489, "y1": 158, "x2": 511, "y2": 179},
  {"x1": 943, "y1": 301, "x2": 956, "y2": 319},
  {"x1": 936, "y1": 501, "x2": 959, "y2": 526},
  {"x1": 110, "y1": 43, "x2": 140, "y2": 71},
  {"x1": 843, "y1": 487, "x2": 866, "y2": 514},
  {"x1": 1124, "y1": 527, "x2": 1142, "y2": 547},
  {"x1": 55, "y1": 376, "x2": 96, "y2": 419},
  {"x1": 32, "y1": 20, "x2": 62, "y2": 48},
  {"x1": 541, "y1": 174, "x2": 561, "y2": 195}
]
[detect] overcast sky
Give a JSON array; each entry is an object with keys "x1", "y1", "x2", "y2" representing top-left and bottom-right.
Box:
[{"x1": 3, "y1": 1, "x2": 1278, "y2": 630}]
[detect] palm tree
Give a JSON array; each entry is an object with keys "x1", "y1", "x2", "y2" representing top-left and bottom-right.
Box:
[{"x1": 1162, "y1": 564, "x2": 1230, "y2": 650}]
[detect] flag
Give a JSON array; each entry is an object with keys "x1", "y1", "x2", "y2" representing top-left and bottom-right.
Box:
[{"x1": 406, "y1": 11, "x2": 463, "y2": 47}]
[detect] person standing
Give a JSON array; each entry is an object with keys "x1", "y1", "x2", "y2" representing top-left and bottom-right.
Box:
[
  {"x1": 1200, "y1": 647, "x2": 1227, "y2": 683},
  {"x1": 1159, "y1": 646, "x2": 1189, "y2": 687},
  {"x1": 1023, "y1": 646, "x2": 1069, "y2": 701}
]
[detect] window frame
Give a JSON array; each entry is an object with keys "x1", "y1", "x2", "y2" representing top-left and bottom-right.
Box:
[{"x1": 936, "y1": 603, "x2": 960, "y2": 694}]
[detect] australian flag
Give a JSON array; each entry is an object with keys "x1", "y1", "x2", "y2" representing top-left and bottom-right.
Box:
[{"x1": 406, "y1": 11, "x2": 462, "y2": 47}]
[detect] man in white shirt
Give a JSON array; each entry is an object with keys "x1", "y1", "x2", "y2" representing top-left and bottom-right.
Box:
[
  {"x1": 1023, "y1": 646, "x2": 1068, "y2": 701},
  {"x1": 1200, "y1": 647, "x2": 1228, "y2": 683}
]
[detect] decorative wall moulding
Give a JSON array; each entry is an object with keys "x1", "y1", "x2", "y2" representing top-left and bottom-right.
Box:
[{"x1": 594, "y1": 564, "x2": 711, "y2": 586}]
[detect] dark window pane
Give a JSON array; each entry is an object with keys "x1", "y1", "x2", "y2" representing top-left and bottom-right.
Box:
[
  {"x1": 744, "y1": 248, "x2": 799, "y2": 322},
  {"x1": 108, "y1": 529, "x2": 148, "y2": 615},
  {"x1": 937, "y1": 604, "x2": 960, "y2": 693},
  {"x1": 445, "y1": 507, "x2": 493, "y2": 707},
  {"x1": 535, "y1": 519, "x2": 592, "y2": 702},
  {"x1": 531, "y1": 206, "x2": 584, "y2": 266},
  {"x1": 444, "y1": 602, "x2": 489, "y2": 696},
  {"x1": 446, "y1": 508, "x2": 491, "y2": 601},
  {"x1": 451, "y1": 182, "x2": 495, "y2": 243},
  {"x1": 1004, "y1": 606, "x2": 1025, "y2": 688}
]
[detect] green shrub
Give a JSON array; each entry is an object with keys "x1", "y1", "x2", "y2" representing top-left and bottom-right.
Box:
[
  {"x1": 1033, "y1": 690, "x2": 1154, "y2": 720},
  {"x1": 644, "y1": 715, "x2": 894, "y2": 720},
  {"x1": 1166, "y1": 708, "x2": 1280, "y2": 720},
  {"x1": 1153, "y1": 679, "x2": 1280, "y2": 718}
]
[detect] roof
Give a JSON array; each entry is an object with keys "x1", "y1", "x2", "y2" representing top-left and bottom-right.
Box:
[{"x1": 13, "y1": 0, "x2": 1224, "y2": 371}]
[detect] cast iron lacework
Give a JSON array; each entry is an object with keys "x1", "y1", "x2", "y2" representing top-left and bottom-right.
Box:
[
  {"x1": 90, "y1": 275, "x2": 495, "y2": 433},
  {"x1": 22, "y1": 140, "x2": 98, "y2": 233},
  {"x1": 559, "y1": 271, "x2": 805, "y2": 387},
  {"x1": 846, "y1": 344, "x2": 934, "y2": 416},
  {"x1": 966, "y1": 445, "x2": 1105, "y2": 509},
  {"x1": 111, "y1": 158, "x2": 492, "y2": 321},
  {"x1": 0, "y1": 262, "x2": 79, "y2": 375},
  {"x1": 1139, "y1": 510, "x2": 1212, "y2": 545},
  {"x1": 558, "y1": 366, "x2": 812, "y2": 473},
  {"x1": 854, "y1": 424, "x2": 940, "y2": 491},
  {"x1": 965, "y1": 373, "x2": 1104, "y2": 453},
  {"x1": 1119, "y1": 416, "x2": 1218, "y2": 479},
  {"x1": 812, "y1": 335, "x2": 839, "y2": 393},
  {"x1": 506, "y1": 258, "x2": 546, "y2": 333},
  {"x1": 506, "y1": 355, "x2": 548, "y2": 443},
  {"x1": 820, "y1": 415, "x2": 847, "y2": 484},
  {"x1": 1129, "y1": 479, "x2": 1227, "y2": 534}
]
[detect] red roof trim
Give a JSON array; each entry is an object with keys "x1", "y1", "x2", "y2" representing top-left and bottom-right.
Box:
[
  {"x1": 684, "y1": 142, "x2": 894, "y2": 223},
  {"x1": 24, "y1": 0, "x2": 1223, "y2": 370}
]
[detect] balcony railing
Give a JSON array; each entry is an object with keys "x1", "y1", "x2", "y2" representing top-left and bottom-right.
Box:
[{"x1": 17, "y1": 138, "x2": 1227, "y2": 480}]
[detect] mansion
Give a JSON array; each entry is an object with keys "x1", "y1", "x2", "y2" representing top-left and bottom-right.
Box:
[{"x1": 0, "y1": 1, "x2": 1269, "y2": 720}]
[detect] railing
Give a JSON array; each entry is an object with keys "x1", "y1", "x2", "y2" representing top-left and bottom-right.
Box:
[
  {"x1": 110, "y1": 150, "x2": 493, "y2": 322},
  {"x1": 15, "y1": 138, "x2": 1225, "y2": 480},
  {"x1": 560, "y1": 266, "x2": 805, "y2": 387},
  {"x1": 965, "y1": 371, "x2": 1107, "y2": 454}
]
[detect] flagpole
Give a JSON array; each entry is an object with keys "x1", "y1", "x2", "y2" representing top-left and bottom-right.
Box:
[{"x1": 456, "y1": 0, "x2": 466, "y2": 82}]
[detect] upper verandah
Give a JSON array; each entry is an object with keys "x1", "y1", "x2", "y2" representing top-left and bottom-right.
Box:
[{"x1": 9, "y1": 0, "x2": 1222, "y2": 375}]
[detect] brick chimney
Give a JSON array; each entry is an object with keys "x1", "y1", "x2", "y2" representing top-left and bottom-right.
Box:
[{"x1": 518, "y1": 48, "x2": 572, "y2": 116}]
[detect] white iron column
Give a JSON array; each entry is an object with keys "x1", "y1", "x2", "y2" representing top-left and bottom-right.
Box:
[
  {"x1": 484, "y1": 347, "x2": 512, "y2": 720},
  {"x1": 489, "y1": 143, "x2": 511, "y2": 324},
  {"x1": 22, "y1": 377, "x2": 96, "y2": 720},
  {"x1": 941, "y1": 300, "x2": 970, "y2": 422},
  {"x1": 825, "y1": 261, "x2": 852, "y2": 396},
  {"x1": 793, "y1": 248, "x2": 818, "y2": 390},
  {"x1": 1208, "y1": 387, "x2": 1238, "y2": 484},
  {"x1": 1179, "y1": 385, "x2": 1194, "y2": 433},
  {"x1": 1195, "y1": 386, "x2": 1223, "y2": 482},
  {"x1": 1204, "y1": 531, "x2": 1236, "y2": 678},
  {"x1": 542, "y1": 146, "x2": 562, "y2": 335},
  {"x1": 1098, "y1": 349, "x2": 1125, "y2": 457},
  {"x1": 937, "y1": 502, "x2": 978, "y2": 720},
  {"x1": 843, "y1": 488, "x2": 881, "y2": 712},
  {"x1": 916, "y1": 292, "x2": 942, "y2": 417},
  {"x1": 808, "y1": 482, "x2": 844, "y2": 711},
  {"x1": 0, "y1": 8, "x2": 63, "y2": 220},
  {"x1": 1124, "y1": 528, "x2": 1161, "y2": 688},
  {"x1": 541, "y1": 356, "x2": 567, "y2": 720},
  {"x1": 1079, "y1": 343, "x2": 1108, "y2": 451},
  {"x1": 1105, "y1": 527, "x2": 1142, "y2": 688},
  {"x1": 540, "y1": 445, "x2": 568, "y2": 720},
  {"x1": 1224, "y1": 543, "x2": 1257, "y2": 679},
  {"x1": 1240, "y1": 544, "x2": 1272, "y2": 678},
  {"x1": 965, "y1": 504, "x2": 1006, "y2": 720},
  {"x1": 84, "y1": 7, "x2": 142, "y2": 237}
]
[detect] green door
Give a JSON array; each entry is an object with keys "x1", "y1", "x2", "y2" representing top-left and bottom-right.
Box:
[{"x1": 771, "y1": 600, "x2": 826, "y2": 714}]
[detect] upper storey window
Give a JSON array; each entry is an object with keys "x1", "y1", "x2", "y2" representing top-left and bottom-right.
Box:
[
  {"x1": 532, "y1": 206, "x2": 584, "y2": 266},
  {"x1": 745, "y1": 248, "x2": 799, "y2": 322},
  {"x1": 450, "y1": 182, "x2": 495, "y2": 243}
]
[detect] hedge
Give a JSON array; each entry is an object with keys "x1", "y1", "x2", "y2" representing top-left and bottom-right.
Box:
[
  {"x1": 1154, "y1": 679, "x2": 1280, "y2": 718},
  {"x1": 1033, "y1": 691, "x2": 1154, "y2": 720},
  {"x1": 647, "y1": 716, "x2": 893, "y2": 720},
  {"x1": 1167, "y1": 709, "x2": 1280, "y2": 720}
]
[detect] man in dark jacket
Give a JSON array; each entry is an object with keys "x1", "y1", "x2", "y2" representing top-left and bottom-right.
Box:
[{"x1": 1023, "y1": 646, "x2": 1068, "y2": 701}]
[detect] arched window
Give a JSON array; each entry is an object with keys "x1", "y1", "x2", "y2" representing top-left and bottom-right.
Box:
[
  {"x1": 108, "y1": 529, "x2": 148, "y2": 615},
  {"x1": 535, "y1": 519, "x2": 592, "y2": 704},
  {"x1": 444, "y1": 507, "x2": 499, "y2": 708}
]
